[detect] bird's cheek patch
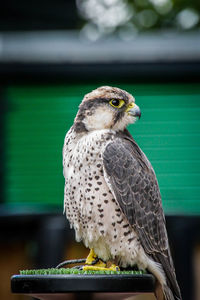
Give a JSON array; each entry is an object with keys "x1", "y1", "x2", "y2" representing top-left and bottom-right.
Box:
[{"x1": 83, "y1": 106, "x2": 114, "y2": 131}]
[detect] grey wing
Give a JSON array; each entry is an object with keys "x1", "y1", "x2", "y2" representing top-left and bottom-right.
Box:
[
  {"x1": 103, "y1": 138, "x2": 168, "y2": 253},
  {"x1": 103, "y1": 137, "x2": 181, "y2": 299}
]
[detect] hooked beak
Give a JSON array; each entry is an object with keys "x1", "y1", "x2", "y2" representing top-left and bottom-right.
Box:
[{"x1": 126, "y1": 103, "x2": 141, "y2": 119}]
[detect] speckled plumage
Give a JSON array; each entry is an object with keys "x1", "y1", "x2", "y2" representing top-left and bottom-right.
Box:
[
  {"x1": 63, "y1": 128, "x2": 141, "y2": 266},
  {"x1": 63, "y1": 86, "x2": 182, "y2": 300}
]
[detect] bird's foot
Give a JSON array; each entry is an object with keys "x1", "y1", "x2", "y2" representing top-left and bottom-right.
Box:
[
  {"x1": 83, "y1": 263, "x2": 120, "y2": 272},
  {"x1": 83, "y1": 248, "x2": 120, "y2": 271},
  {"x1": 85, "y1": 248, "x2": 99, "y2": 265}
]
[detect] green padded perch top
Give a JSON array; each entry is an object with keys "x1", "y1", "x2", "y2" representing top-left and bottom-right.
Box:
[{"x1": 19, "y1": 267, "x2": 146, "y2": 275}]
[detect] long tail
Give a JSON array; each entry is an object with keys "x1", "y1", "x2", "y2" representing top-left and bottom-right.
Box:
[
  {"x1": 155, "y1": 283, "x2": 178, "y2": 300},
  {"x1": 149, "y1": 252, "x2": 182, "y2": 300}
]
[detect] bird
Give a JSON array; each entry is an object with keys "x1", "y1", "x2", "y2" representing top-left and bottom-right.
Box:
[{"x1": 63, "y1": 86, "x2": 182, "y2": 300}]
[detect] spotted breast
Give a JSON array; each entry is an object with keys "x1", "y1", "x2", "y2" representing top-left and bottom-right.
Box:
[{"x1": 63, "y1": 126, "x2": 142, "y2": 267}]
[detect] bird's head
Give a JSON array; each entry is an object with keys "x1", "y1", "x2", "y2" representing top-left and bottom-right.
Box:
[{"x1": 74, "y1": 86, "x2": 141, "y2": 133}]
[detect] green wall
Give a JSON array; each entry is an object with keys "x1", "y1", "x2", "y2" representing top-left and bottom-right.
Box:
[{"x1": 5, "y1": 83, "x2": 200, "y2": 215}]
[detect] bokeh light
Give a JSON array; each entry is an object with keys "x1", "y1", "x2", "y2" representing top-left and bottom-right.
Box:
[
  {"x1": 176, "y1": 8, "x2": 199, "y2": 30},
  {"x1": 76, "y1": 0, "x2": 200, "y2": 40}
]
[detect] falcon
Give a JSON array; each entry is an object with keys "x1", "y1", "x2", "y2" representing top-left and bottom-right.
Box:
[{"x1": 63, "y1": 86, "x2": 182, "y2": 300}]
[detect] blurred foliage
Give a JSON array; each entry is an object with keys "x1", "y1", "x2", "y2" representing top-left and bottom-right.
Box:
[
  {"x1": 1, "y1": 0, "x2": 199, "y2": 33},
  {"x1": 76, "y1": 0, "x2": 200, "y2": 40}
]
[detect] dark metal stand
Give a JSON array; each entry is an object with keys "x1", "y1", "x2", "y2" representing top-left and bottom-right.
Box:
[
  {"x1": 4, "y1": 211, "x2": 200, "y2": 300},
  {"x1": 11, "y1": 273, "x2": 156, "y2": 300}
]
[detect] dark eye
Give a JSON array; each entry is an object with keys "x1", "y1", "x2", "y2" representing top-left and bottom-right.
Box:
[
  {"x1": 111, "y1": 99, "x2": 120, "y2": 106},
  {"x1": 109, "y1": 99, "x2": 125, "y2": 108}
]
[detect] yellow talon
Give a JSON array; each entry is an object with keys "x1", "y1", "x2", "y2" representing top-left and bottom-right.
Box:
[
  {"x1": 82, "y1": 263, "x2": 120, "y2": 272},
  {"x1": 109, "y1": 264, "x2": 120, "y2": 271},
  {"x1": 85, "y1": 248, "x2": 98, "y2": 265},
  {"x1": 84, "y1": 249, "x2": 120, "y2": 271},
  {"x1": 83, "y1": 265, "x2": 107, "y2": 271}
]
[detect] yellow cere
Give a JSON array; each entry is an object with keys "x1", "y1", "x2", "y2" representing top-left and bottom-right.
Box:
[
  {"x1": 125, "y1": 102, "x2": 135, "y2": 112},
  {"x1": 109, "y1": 99, "x2": 125, "y2": 108}
]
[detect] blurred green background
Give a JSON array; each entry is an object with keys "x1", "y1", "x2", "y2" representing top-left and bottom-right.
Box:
[{"x1": 5, "y1": 83, "x2": 200, "y2": 214}]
